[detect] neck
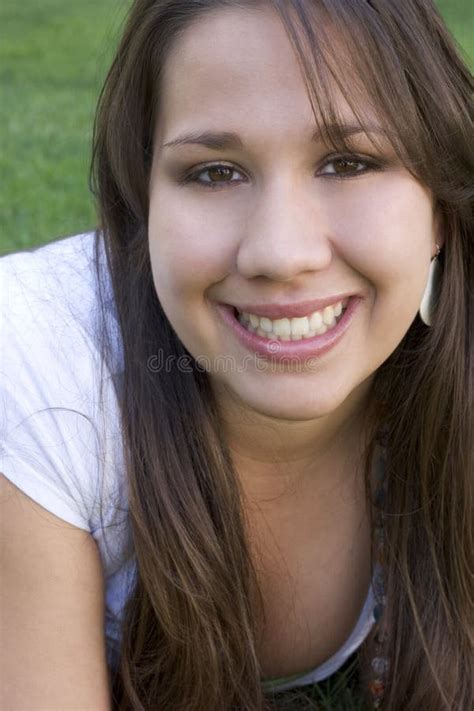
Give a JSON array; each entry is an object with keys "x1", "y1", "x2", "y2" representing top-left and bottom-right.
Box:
[{"x1": 212, "y1": 379, "x2": 376, "y2": 508}]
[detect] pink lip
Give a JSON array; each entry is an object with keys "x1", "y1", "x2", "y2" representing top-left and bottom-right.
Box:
[
  {"x1": 227, "y1": 293, "x2": 354, "y2": 320},
  {"x1": 216, "y1": 296, "x2": 361, "y2": 364}
]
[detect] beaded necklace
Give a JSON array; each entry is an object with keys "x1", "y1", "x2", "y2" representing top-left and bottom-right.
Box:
[{"x1": 368, "y1": 427, "x2": 390, "y2": 709}]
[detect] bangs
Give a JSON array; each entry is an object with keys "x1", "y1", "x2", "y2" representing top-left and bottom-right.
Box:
[{"x1": 270, "y1": 0, "x2": 427, "y2": 176}]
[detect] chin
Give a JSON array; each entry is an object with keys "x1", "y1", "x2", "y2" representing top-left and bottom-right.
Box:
[{"x1": 232, "y1": 384, "x2": 349, "y2": 422}]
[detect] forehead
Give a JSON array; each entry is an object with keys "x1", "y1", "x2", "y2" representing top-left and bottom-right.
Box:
[{"x1": 156, "y1": 5, "x2": 374, "y2": 144}]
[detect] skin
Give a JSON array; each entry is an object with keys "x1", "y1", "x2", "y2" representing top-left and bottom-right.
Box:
[{"x1": 147, "y1": 5, "x2": 443, "y2": 515}]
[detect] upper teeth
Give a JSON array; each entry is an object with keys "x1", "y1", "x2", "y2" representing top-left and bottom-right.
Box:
[{"x1": 238, "y1": 299, "x2": 348, "y2": 338}]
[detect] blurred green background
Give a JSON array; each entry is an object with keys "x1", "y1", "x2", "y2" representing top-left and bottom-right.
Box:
[{"x1": 1, "y1": 0, "x2": 472, "y2": 256}]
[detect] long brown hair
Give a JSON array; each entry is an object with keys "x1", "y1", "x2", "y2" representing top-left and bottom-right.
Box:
[{"x1": 89, "y1": 1, "x2": 473, "y2": 708}]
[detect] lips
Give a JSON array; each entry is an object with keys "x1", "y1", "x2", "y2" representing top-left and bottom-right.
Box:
[{"x1": 216, "y1": 295, "x2": 361, "y2": 364}]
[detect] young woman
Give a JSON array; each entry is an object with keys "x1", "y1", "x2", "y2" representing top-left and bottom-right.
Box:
[{"x1": 1, "y1": 1, "x2": 472, "y2": 709}]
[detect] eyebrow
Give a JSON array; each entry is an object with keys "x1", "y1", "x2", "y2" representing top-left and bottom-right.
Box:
[{"x1": 161, "y1": 123, "x2": 389, "y2": 150}]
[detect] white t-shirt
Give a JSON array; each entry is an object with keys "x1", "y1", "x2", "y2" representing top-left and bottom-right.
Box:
[{"x1": 0, "y1": 231, "x2": 376, "y2": 692}]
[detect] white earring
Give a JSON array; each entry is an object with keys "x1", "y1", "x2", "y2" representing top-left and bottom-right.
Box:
[{"x1": 419, "y1": 244, "x2": 442, "y2": 327}]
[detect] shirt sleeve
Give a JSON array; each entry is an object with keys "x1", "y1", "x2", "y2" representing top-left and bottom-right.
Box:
[{"x1": 0, "y1": 248, "x2": 108, "y2": 532}]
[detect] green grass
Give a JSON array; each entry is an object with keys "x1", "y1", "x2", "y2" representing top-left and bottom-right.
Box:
[
  {"x1": 269, "y1": 652, "x2": 369, "y2": 709},
  {"x1": 436, "y1": 0, "x2": 473, "y2": 62},
  {"x1": 1, "y1": 0, "x2": 472, "y2": 256},
  {"x1": 0, "y1": 0, "x2": 129, "y2": 255}
]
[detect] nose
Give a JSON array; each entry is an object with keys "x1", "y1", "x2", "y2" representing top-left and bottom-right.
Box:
[{"x1": 235, "y1": 178, "x2": 333, "y2": 282}]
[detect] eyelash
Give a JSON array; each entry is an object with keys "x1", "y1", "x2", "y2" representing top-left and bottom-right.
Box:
[{"x1": 179, "y1": 154, "x2": 383, "y2": 191}]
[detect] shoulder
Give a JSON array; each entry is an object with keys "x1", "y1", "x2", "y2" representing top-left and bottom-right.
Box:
[
  {"x1": 1, "y1": 231, "x2": 109, "y2": 347},
  {"x1": 0, "y1": 230, "x2": 123, "y2": 388},
  {"x1": 0, "y1": 231, "x2": 127, "y2": 540}
]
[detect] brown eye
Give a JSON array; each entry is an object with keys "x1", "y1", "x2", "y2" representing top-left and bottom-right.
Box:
[
  {"x1": 184, "y1": 163, "x2": 245, "y2": 190},
  {"x1": 206, "y1": 165, "x2": 233, "y2": 182},
  {"x1": 319, "y1": 154, "x2": 379, "y2": 178},
  {"x1": 333, "y1": 158, "x2": 362, "y2": 174}
]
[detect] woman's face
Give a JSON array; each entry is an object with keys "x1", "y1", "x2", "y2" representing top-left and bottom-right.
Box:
[{"x1": 148, "y1": 5, "x2": 442, "y2": 423}]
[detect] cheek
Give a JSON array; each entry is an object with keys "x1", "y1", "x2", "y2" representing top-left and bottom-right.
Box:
[
  {"x1": 148, "y1": 187, "x2": 235, "y2": 295},
  {"x1": 332, "y1": 180, "x2": 435, "y2": 356},
  {"x1": 335, "y1": 177, "x2": 434, "y2": 292}
]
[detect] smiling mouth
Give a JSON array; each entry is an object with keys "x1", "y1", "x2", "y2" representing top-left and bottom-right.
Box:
[
  {"x1": 216, "y1": 295, "x2": 361, "y2": 362},
  {"x1": 230, "y1": 298, "x2": 349, "y2": 340}
]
